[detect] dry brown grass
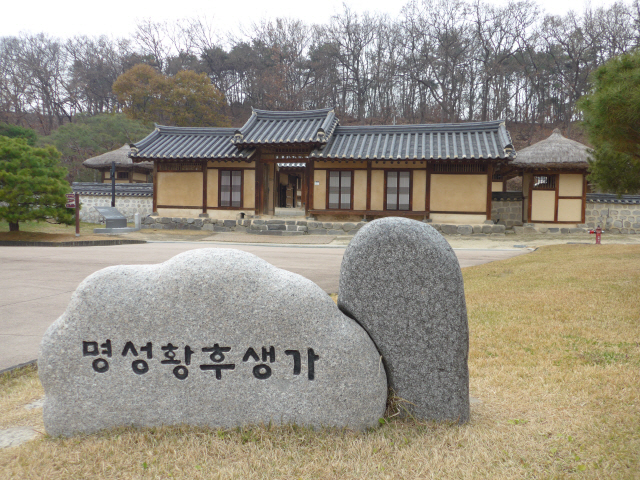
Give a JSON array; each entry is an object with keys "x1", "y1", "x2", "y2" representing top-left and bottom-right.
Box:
[
  {"x1": 0, "y1": 220, "x2": 116, "y2": 242},
  {"x1": 1, "y1": 244, "x2": 639, "y2": 479}
]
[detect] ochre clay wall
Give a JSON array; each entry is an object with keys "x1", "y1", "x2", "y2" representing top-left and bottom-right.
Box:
[
  {"x1": 531, "y1": 190, "x2": 555, "y2": 221},
  {"x1": 430, "y1": 174, "x2": 487, "y2": 213},
  {"x1": 314, "y1": 170, "x2": 326, "y2": 209},
  {"x1": 157, "y1": 208, "x2": 202, "y2": 217},
  {"x1": 244, "y1": 170, "x2": 256, "y2": 209},
  {"x1": 370, "y1": 170, "x2": 384, "y2": 211},
  {"x1": 559, "y1": 174, "x2": 583, "y2": 197},
  {"x1": 557, "y1": 199, "x2": 583, "y2": 221},
  {"x1": 157, "y1": 172, "x2": 202, "y2": 206},
  {"x1": 353, "y1": 170, "x2": 367, "y2": 210},
  {"x1": 413, "y1": 170, "x2": 426, "y2": 211}
]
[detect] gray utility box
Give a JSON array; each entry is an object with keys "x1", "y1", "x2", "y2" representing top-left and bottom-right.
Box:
[{"x1": 94, "y1": 207, "x2": 127, "y2": 228}]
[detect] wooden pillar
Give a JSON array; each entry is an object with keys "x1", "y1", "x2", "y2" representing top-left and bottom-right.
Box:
[
  {"x1": 366, "y1": 161, "x2": 371, "y2": 212},
  {"x1": 554, "y1": 173, "x2": 560, "y2": 222},
  {"x1": 486, "y1": 161, "x2": 493, "y2": 220},
  {"x1": 255, "y1": 159, "x2": 263, "y2": 215},
  {"x1": 582, "y1": 173, "x2": 587, "y2": 224},
  {"x1": 202, "y1": 160, "x2": 207, "y2": 214},
  {"x1": 425, "y1": 162, "x2": 431, "y2": 218},
  {"x1": 527, "y1": 172, "x2": 533, "y2": 223},
  {"x1": 306, "y1": 159, "x2": 314, "y2": 214},
  {"x1": 152, "y1": 162, "x2": 158, "y2": 213}
]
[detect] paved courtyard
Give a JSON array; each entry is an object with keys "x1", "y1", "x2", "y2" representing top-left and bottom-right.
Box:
[{"x1": 0, "y1": 242, "x2": 530, "y2": 370}]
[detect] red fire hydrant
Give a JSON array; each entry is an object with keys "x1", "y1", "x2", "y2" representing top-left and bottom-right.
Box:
[{"x1": 589, "y1": 226, "x2": 602, "y2": 245}]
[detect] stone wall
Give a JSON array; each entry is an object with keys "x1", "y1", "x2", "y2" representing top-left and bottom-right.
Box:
[
  {"x1": 491, "y1": 193, "x2": 640, "y2": 234},
  {"x1": 79, "y1": 195, "x2": 153, "y2": 223},
  {"x1": 491, "y1": 199, "x2": 523, "y2": 228},
  {"x1": 585, "y1": 203, "x2": 640, "y2": 234}
]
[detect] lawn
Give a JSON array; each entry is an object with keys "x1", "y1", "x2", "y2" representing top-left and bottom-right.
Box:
[
  {"x1": 0, "y1": 244, "x2": 638, "y2": 479},
  {"x1": 0, "y1": 220, "x2": 109, "y2": 242}
]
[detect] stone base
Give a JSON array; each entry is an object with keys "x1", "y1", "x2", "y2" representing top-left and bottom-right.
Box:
[{"x1": 93, "y1": 227, "x2": 138, "y2": 234}]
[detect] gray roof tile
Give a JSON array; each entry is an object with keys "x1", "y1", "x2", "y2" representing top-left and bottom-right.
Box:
[
  {"x1": 231, "y1": 108, "x2": 338, "y2": 146},
  {"x1": 131, "y1": 126, "x2": 254, "y2": 160},
  {"x1": 311, "y1": 121, "x2": 514, "y2": 160},
  {"x1": 72, "y1": 182, "x2": 153, "y2": 197},
  {"x1": 130, "y1": 112, "x2": 515, "y2": 163}
]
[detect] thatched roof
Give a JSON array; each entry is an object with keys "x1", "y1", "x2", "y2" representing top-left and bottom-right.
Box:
[
  {"x1": 511, "y1": 129, "x2": 590, "y2": 170},
  {"x1": 83, "y1": 145, "x2": 153, "y2": 171}
]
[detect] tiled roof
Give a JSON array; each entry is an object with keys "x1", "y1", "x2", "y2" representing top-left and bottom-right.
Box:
[
  {"x1": 277, "y1": 163, "x2": 306, "y2": 168},
  {"x1": 72, "y1": 182, "x2": 153, "y2": 197},
  {"x1": 231, "y1": 108, "x2": 338, "y2": 147},
  {"x1": 83, "y1": 145, "x2": 153, "y2": 171},
  {"x1": 310, "y1": 121, "x2": 514, "y2": 160},
  {"x1": 131, "y1": 126, "x2": 254, "y2": 160}
]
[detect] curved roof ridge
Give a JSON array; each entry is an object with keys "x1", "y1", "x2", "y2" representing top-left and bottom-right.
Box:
[
  {"x1": 332, "y1": 119, "x2": 505, "y2": 134},
  {"x1": 251, "y1": 107, "x2": 334, "y2": 117},
  {"x1": 157, "y1": 125, "x2": 237, "y2": 135}
]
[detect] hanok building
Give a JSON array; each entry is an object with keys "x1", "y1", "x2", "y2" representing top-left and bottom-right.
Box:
[
  {"x1": 84, "y1": 144, "x2": 153, "y2": 184},
  {"x1": 510, "y1": 129, "x2": 589, "y2": 225},
  {"x1": 130, "y1": 108, "x2": 516, "y2": 222}
]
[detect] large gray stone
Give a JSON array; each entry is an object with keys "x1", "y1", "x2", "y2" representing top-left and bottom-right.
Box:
[
  {"x1": 338, "y1": 217, "x2": 469, "y2": 423},
  {"x1": 39, "y1": 249, "x2": 387, "y2": 437}
]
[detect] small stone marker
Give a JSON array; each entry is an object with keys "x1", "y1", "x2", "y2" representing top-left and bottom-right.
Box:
[
  {"x1": 39, "y1": 249, "x2": 386, "y2": 437},
  {"x1": 338, "y1": 217, "x2": 470, "y2": 423},
  {"x1": 94, "y1": 206, "x2": 127, "y2": 228}
]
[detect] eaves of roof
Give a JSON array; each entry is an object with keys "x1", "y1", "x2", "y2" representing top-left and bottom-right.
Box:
[
  {"x1": 310, "y1": 120, "x2": 515, "y2": 161},
  {"x1": 130, "y1": 126, "x2": 254, "y2": 160},
  {"x1": 231, "y1": 108, "x2": 338, "y2": 147}
]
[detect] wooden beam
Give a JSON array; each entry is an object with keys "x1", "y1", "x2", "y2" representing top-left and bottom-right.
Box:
[
  {"x1": 255, "y1": 159, "x2": 263, "y2": 215},
  {"x1": 308, "y1": 160, "x2": 315, "y2": 212},
  {"x1": 582, "y1": 174, "x2": 587, "y2": 224},
  {"x1": 486, "y1": 161, "x2": 493, "y2": 220},
  {"x1": 527, "y1": 173, "x2": 533, "y2": 223},
  {"x1": 202, "y1": 160, "x2": 207, "y2": 214},
  {"x1": 425, "y1": 163, "x2": 431, "y2": 218},
  {"x1": 152, "y1": 162, "x2": 158, "y2": 213},
  {"x1": 366, "y1": 161, "x2": 371, "y2": 211},
  {"x1": 554, "y1": 174, "x2": 559, "y2": 222}
]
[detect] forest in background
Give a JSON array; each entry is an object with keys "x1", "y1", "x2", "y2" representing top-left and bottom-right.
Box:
[{"x1": 1, "y1": 0, "x2": 639, "y2": 153}]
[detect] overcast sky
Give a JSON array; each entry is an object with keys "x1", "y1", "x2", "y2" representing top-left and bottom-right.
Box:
[{"x1": 2, "y1": 0, "x2": 624, "y2": 40}]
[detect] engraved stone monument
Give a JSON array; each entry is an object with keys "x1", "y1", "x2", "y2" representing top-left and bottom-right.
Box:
[
  {"x1": 338, "y1": 217, "x2": 470, "y2": 423},
  {"x1": 39, "y1": 249, "x2": 387, "y2": 436}
]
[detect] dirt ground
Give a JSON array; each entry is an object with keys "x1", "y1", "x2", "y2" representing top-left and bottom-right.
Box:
[{"x1": 2, "y1": 221, "x2": 639, "y2": 248}]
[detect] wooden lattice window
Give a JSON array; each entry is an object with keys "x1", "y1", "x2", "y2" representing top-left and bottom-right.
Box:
[
  {"x1": 328, "y1": 170, "x2": 352, "y2": 209},
  {"x1": 116, "y1": 171, "x2": 129, "y2": 179},
  {"x1": 433, "y1": 163, "x2": 487, "y2": 174},
  {"x1": 220, "y1": 170, "x2": 242, "y2": 207},
  {"x1": 533, "y1": 175, "x2": 556, "y2": 190},
  {"x1": 157, "y1": 162, "x2": 202, "y2": 172},
  {"x1": 386, "y1": 171, "x2": 411, "y2": 211}
]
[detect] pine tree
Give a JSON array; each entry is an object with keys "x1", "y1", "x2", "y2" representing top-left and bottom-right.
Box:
[
  {"x1": 578, "y1": 49, "x2": 640, "y2": 194},
  {"x1": 0, "y1": 136, "x2": 72, "y2": 231}
]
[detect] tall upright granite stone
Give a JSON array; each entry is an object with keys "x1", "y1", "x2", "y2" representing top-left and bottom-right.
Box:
[
  {"x1": 39, "y1": 249, "x2": 387, "y2": 437},
  {"x1": 338, "y1": 217, "x2": 469, "y2": 423}
]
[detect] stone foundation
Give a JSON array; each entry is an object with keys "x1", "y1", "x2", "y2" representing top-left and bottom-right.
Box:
[{"x1": 141, "y1": 216, "x2": 369, "y2": 236}]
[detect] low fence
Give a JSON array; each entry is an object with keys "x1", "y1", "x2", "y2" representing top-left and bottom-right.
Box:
[{"x1": 72, "y1": 183, "x2": 153, "y2": 223}]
